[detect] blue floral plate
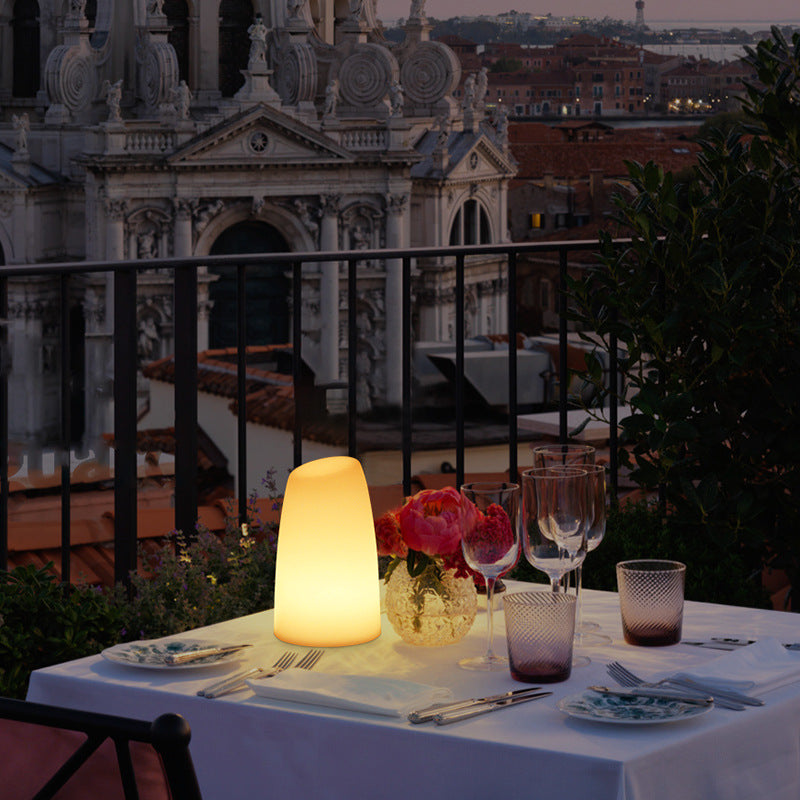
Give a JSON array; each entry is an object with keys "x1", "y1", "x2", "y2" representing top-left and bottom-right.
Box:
[
  {"x1": 101, "y1": 639, "x2": 243, "y2": 670},
  {"x1": 557, "y1": 691, "x2": 713, "y2": 725}
]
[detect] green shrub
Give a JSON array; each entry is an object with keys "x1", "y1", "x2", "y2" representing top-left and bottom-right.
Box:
[
  {"x1": 567, "y1": 27, "x2": 800, "y2": 601},
  {"x1": 0, "y1": 565, "x2": 124, "y2": 698}
]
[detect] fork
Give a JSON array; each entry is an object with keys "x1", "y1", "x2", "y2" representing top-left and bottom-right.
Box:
[
  {"x1": 606, "y1": 661, "x2": 747, "y2": 710},
  {"x1": 292, "y1": 648, "x2": 324, "y2": 672},
  {"x1": 198, "y1": 651, "x2": 297, "y2": 699}
]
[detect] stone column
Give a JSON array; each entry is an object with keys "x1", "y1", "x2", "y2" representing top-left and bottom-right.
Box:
[
  {"x1": 318, "y1": 195, "x2": 340, "y2": 387},
  {"x1": 384, "y1": 193, "x2": 408, "y2": 407}
]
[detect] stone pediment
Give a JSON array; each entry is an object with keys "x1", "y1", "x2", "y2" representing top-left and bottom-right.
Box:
[
  {"x1": 167, "y1": 104, "x2": 354, "y2": 168},
  {"x1": 446, "y1": 135, "x2": 517, "y2": 182}
]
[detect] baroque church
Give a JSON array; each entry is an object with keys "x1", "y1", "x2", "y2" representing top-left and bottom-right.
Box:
[{"x1": 0, "y1": 0, "x2": 515, "y2": 457}]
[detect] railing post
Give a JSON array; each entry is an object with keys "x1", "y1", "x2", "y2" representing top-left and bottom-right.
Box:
[
  {"x1": 401, "y1": 256, "x2": 412, "y2": 498},
  {"x1": 59, "y1": 274, "x2": 72, "y2": 583},
  {"x1": 0, "y1": 275, "x2": 7, "y2": 572},
  {"x1": 508, "y1": 251, "x2": 518, "y2": 482},
  {"x1": 174, "y1": 265, "x2": 199, "y2": 540},
  {"x1": 348, "y1": 257, "x2": 358, "y2": 457},
  {"x1": 558, "y1": 248, "x2": 569, "y2": 443},
  {"x1": 455, "y1": 253, "x2": 465, "y2": 488},
  {"x1": 237, "y1": 264, "x2": 248, "y2": 524},
  {"x1": 114, "y1": 269, "x2": 139, "y2": 586},
  {"x1": 292, "y1": 260, "x2": 303, "y2": 468}
]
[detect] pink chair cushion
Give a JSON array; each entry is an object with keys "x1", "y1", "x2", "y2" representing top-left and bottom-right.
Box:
[{"x1": 0, "y1": 718, "x2": 170, "y2": 799}]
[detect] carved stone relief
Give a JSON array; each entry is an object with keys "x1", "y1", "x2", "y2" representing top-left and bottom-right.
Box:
[
  {"x1": 399, "y1": 42, "x2": 460, "y2": 107},
  {"x1": 338, "y1": 44, "x2": 398, "y2": 108}
]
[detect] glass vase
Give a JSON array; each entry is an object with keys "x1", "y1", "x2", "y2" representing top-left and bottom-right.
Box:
[{"x1": 385, "y1": 560, "x2": 477, "y2": 646}]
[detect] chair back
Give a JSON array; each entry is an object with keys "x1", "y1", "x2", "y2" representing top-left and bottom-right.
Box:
[{"x1": 0, "y1": 697, "x2": 202, "y2": 800}]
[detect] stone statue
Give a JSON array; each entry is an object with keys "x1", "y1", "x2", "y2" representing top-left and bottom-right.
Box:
[
  {"x1": 70, "y1": 0, "x2": 87, "y2": 15},
  {"x1": 171, "y1": 80, "x2": 192, "y2": 119},
  {"x1": 495, "y1": 105, "x2": 509, "y2": 145},
  {"x1": 103, "y1": 79, "x2": 123, "y2": 123},
  {"x1": 476, "y1": 67, "x2": 488, "y2": 105},
  {"x1": 287, "y1": 0, "x2": 305, "y2": 19},
  {"x1": 349, "y1": 0, "x2": 367, "y2": 21},
  {"x1": 462, "y1": 73, "x2": 476, "y2": 111},
  {"x1": 247, "y1": 15, "x2": 268, "y2": 65},
  {"x1": 12, "y1": 113, "x2": 30, "y2": 155},
  {"x1": 389, "y1": 82, "x2": 404, "y2": 116},
  {"x1": 323, "y1": 78, "x2": 339, "y2": 117},
  {"x1": 409, "y1": 0, "x2": 426, "y2": 19},
  {"x1": 148, "y1": 0, "x2": 165, "y2": 14},
  {"x1": 294, "y1": 200, "x2": 319, "y2": 237}
]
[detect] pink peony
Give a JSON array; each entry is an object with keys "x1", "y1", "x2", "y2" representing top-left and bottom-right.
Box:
[
  {"x1": 397, "y1": 487, "x2": 463, "y2": 556},
  {"x1": 374, "y1": 512, "x2": 408, "y2": 558}
]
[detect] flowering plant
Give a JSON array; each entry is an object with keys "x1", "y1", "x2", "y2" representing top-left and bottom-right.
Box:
[{"x1": 376, "y1": 487, "x2": 473, "y2": 585}]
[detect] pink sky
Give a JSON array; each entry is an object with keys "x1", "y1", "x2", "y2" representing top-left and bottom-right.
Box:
[{"x1": 378, "y1": 0, "x2": 800, "y2": 23}]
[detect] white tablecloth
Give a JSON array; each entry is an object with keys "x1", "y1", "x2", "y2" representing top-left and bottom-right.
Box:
[{"x1": 27, "y1": 586, "x2": 800, "y2": 800}]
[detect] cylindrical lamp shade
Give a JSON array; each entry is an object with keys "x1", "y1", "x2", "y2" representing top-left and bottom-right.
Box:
[{"x1": 273, "y1": 456, "x2": 381, "y2": 647}]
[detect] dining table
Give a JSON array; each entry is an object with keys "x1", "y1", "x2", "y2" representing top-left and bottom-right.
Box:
[{"x1": 26, "y1": 583, "x2": 800, "y2": 800}]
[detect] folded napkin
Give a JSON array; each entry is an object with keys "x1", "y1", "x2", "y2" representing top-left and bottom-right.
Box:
[
  {"x1": 246, "y1": 668, "x2": 453, "y2": 717},
  {"x1": 672, "y1": 637, "x2": 800, "y2": 694}
]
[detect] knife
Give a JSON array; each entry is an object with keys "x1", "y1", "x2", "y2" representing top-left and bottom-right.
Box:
[
  {"x1": 164, "y1": 644, "x2": 252, "y2": 665},
  {"x1": 588, "y1": 685, "x2": 714, "y2": 706},
  {"x1": 684, "y1": 639, "x2": 800, "y2": 652},
  {"x1": 433, "y1": 690, "x2": 552, "y2": 725},
  {"x1": 408, "y1": 686, "x2": 544, "y2": 724},
  {"x1": 666, "y1": 677, "x2": 764, "y2": 706}
]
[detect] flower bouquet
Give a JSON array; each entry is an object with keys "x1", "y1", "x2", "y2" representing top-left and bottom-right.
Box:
[{"x1": 375, "y1": 487, "x2": 478, "y2": 646}]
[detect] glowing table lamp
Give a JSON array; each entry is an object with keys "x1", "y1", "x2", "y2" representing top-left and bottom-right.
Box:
[{"x1": 273, "y1": 456, "x2": 381, "y2": 647}]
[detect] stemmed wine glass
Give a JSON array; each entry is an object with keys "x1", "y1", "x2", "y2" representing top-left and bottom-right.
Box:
[
  {"x1": 459, "y1": 482, "x2": 520, "y2": 671},
  {"x1": 577, "y1": 463, "x2": 612, "y2": 644},
  {"x1": 523, "y1": 466, "x2": 590, "y2": 666},
  {"x1": 520, "y1": 469, "x2": 584, "y2": 593},
  {"x1": 533, "y1": 445, "x2": 604, "y2": 644}
]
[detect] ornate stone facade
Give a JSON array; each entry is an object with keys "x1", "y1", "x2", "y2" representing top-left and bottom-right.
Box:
[{"x1": 0, "y1": 0, "x2": 515, "y2": 452}]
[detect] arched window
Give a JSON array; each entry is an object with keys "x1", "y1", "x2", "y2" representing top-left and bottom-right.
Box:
[
  {"x1": 219, "y1": 0, "x2": 252, "y2": 97},
  {"x1": 449, "y1": 199, "x2": 491, "y2": 246},
  {"x1": 164, "y1": 0, "x2": 189, "y2": 84},
  {"x1": 12, "y1": 0, "x2": 40, "y2": 98},
  {"x1": 208, "y1": 221, "x2": 291, "y2": 347}
]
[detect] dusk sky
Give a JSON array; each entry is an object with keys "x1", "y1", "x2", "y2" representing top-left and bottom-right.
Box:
[{"x1": 379, "y1": 0, "x2": 800, "y2": 23}]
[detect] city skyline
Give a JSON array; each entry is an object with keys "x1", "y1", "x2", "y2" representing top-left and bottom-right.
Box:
[{"x1": 381, "y1": 0, "x2": 800, "y2": 24}]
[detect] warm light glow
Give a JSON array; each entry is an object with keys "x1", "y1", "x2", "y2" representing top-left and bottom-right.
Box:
[{"x1": 273, "y1": 456, "x2": 381, "y2": 647}]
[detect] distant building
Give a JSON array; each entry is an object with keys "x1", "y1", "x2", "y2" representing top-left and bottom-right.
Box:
[{"x1": 0, "y1": 0, "x2": 516, "y2": 471}]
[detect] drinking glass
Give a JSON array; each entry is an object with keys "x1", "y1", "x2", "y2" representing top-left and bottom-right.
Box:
[
  {"x1": 526, "y1": 466, "x2": 590, "y2": 666},
  {"x1": 532, "y1": 443, "x2": 595, "y2": 468},
  {"x1": 577, "y1": 463, "x2": 611, "y2": 643},
  {"x1": 520, "y1": 469, "x2": 584, "y2": 592},
  {"x1": 459, "y1": 482, "x2": 520, "y2": 671},
  {"x1": 534, "y1": 446, "x2": 605, "y2": 642}
]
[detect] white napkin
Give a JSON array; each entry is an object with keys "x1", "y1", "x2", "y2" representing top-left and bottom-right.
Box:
[
  {"x1": 246, "y1": 668, "x2": 453, "y2": 717},
  {"x1": 672, "y1": 638, "x2": 800, "y2": 694}
]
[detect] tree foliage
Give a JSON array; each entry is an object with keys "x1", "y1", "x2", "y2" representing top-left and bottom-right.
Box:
[{"x1": 568, "y1": 27, "x2": 800, "y2": 602}]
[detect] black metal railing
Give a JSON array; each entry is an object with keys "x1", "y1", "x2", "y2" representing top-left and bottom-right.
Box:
[{"x1": 0, "y1": 239, "x2": 621, "y2": 583}]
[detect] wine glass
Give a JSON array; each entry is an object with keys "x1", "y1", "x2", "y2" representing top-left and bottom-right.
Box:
[
  {"x1": 533, "y1": 443, "x2": 595, "y2": 469},
  {"x1": 526, "y1": 466, "x2": 590, "y2": 666},
  {"x1": 520, "y1": 469, "x2": 582, "y2": 593},
  {"x1": 577, "y1": 463, "x2": 612, "y2": 644},
  {"x1": 459, "y1": 482, "x2": 520, "y2": 671}
]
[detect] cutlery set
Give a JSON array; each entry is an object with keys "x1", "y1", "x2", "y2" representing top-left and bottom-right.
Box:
[
  {"x1": 605, "y1": 661, "x2": 764, "y2": 711},
  {"x1": 684, "y1": 637, "x2": 800, "y2": 652},
  {"x1": 408, "y1": 687, "x2": 552, "y2": 725},
  {"x1": 197, "y1": 648, "x2": 324, "y2": 699}
]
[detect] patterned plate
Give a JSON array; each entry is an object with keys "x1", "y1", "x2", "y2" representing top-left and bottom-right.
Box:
[
  {"x1": 557, "y1": 691, "x2": 713, "y2": 725},
  {"x1": 101, "y1": 639, "x2": 243, "y2": 670}
]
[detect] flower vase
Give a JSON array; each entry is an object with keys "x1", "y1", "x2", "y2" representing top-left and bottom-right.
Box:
[{"x1": 385, "y1": 560, "x2": 478, "y2": 646}]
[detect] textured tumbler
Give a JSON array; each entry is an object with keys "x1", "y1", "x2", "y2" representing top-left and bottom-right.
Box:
[
  {"x1": 503, "y1": 591, "x2": 576, "y2": 683},
  {"x1": 616, "y1": 560, "x2": 686, "y2": 646}
]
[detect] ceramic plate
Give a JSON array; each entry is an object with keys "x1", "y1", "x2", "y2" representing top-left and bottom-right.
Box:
[
  {"x1": 101, "y1": 639, "x2": 243, "y2": 670},
  {"x1": 557, "y1": 692, "x2": 713, "y2": 725}
]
